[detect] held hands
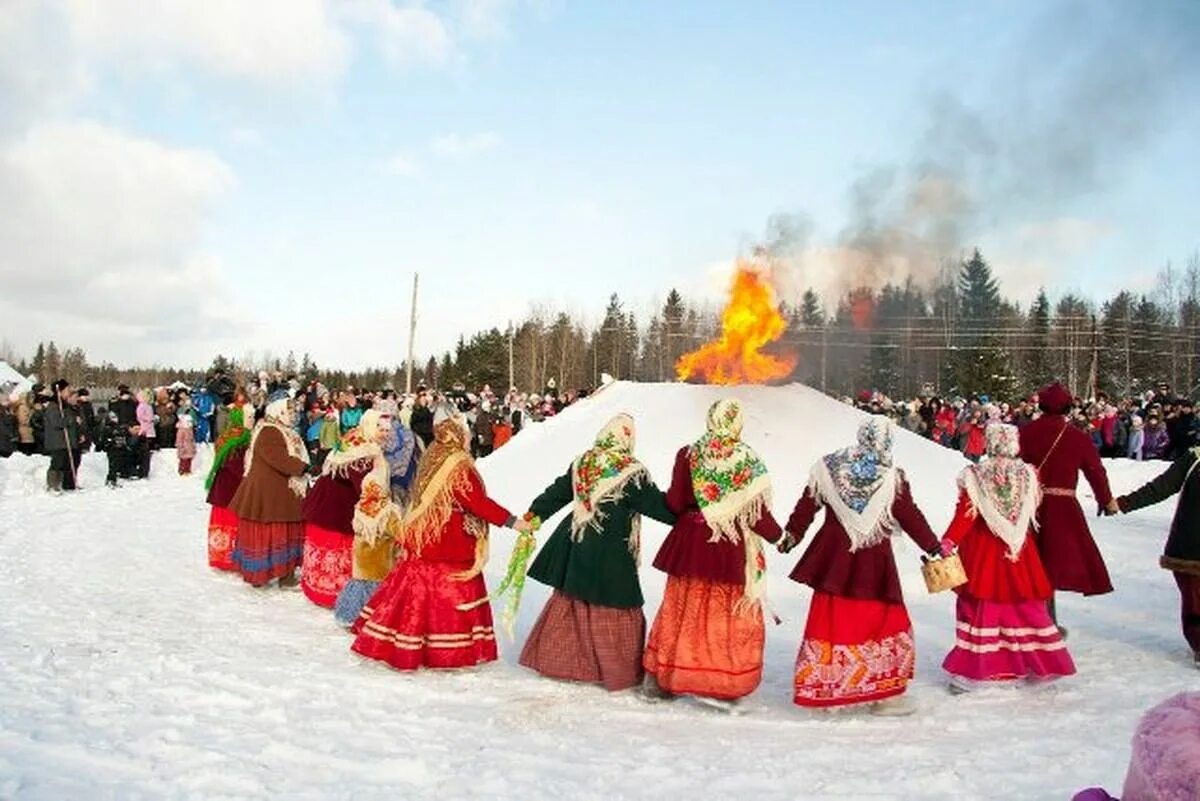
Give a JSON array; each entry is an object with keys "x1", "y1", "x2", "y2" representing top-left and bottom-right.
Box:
[
  {"x1": 776, "y1": 531, "x2": 800, "y2": 554},
  {"x1": 1103, "y1": 499, "x2": 1121, "y2": 517},
  {"x1": 512, "y1": 513, "x2": 542, "y2": 536},
  {"x1": 938, "y1": 537, "x2": 956, "y2": 557}
]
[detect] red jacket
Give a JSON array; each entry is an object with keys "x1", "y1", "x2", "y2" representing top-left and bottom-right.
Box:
[
  {"x1": 942, "y1": 491, "x2": 1052, "y2": 603},
  {"x1": 1019, "y1": 413, "x2": 1114, "y2": 595},
  {"x1": 782, "y1": 472, "x2": 938, "y2": 605},
  {"x1": 417, "y1": 468, "x2": 513, "y2": 567}
]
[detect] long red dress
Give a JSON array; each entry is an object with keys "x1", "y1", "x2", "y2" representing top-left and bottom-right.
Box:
[
  {"x1": 300, "y1": 464, "x2": 367, "y2": 608},
  {"x1": 940, "y1": 492, "x2": 1075, "y2": 685},
  {"x1": 1019, "y1": 413, "x2": 1114, "y2": 595},
  {"x1": 784, "y1": 473, "x2": 938, "y2": 708},
  {"x1": 351, "y1": 468, "x2": 513, "y2": 671},
  {"x1": 205, "y1": 447, "x2": 245, "y2": 571},
  {"x1": 644, "y1": 447, "x2": 783, "y2": 701}
]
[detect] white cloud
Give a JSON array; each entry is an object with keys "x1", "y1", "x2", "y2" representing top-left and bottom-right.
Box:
[
  {"x1": 383, "y1": 152, "x2": 421, "y2": 176},
  {"x1": 0, "y1": 121, "x2": 244, "y2": 361},
  {"x1": 430, "y1": 131, "x2": 501, "y2": 158},
  {"x1": 460, "y1": 0, "x2": 515, "y2": 39},
  {"x1": 62, "y1": 0, "x2": 351, "y2": 87}
]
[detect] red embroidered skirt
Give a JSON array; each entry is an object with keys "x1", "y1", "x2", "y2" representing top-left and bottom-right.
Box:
[
  {"x1": 793, "y1": 592, "x2": 914, "y2": 708},
  {"x1": 232, "y1": 520, "x2": 304, "y2": 587},
  {"x1": 351, "y1": 559, "x2": 497, "y2": 671},
  {"x1": 643, "y1": 575, "x2": 764, "y2": 701},
  {"x1": 301, "y1": 523, "x2": 353, "y2": 608},
  {"x1": 519, "y1": 590, "x2": 645, "y2": 692},
  {"x1": 943, "y1": 593, "x2": 1075, "y2": 685},
  {"x1": 207, "y1": 505, "x2": 239, "y2": 571}
]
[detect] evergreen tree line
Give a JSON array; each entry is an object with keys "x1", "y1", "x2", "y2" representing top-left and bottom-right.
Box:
[{"x1": 5, "y1": 248, "x2": 1198, "y2": 402}]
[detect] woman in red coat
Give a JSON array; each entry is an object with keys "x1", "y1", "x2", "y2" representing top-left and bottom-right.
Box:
[
  {"x1": 351, "y1": 409, "x2": 531, "y2": 671},
  {"x1": 1019, "y1": 383, "x2": 1119, "y2": 631},
  {"x1": 940, "y1": 423, "x2": 1076, "y2": 691},
  {"x1": 204, "y1": 406, "x2": 249, "y2": 571},
  {"x1": 779, "y1": 417, "x2": 939, "y2": 715},
  {"x1": 643, "y1": 398, "x2": 783, "y2": 708}
]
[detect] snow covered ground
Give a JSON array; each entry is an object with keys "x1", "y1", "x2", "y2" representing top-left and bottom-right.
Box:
[{"x1": 0, "y1": 382, "x2": 1192, "y2": 801}]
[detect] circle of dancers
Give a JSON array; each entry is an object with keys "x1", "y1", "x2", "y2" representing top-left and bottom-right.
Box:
[{"x1": 202, "y1": 382, "x2": 1200, "y2": 716}]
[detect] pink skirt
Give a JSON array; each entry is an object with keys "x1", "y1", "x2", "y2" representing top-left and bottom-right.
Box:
[
  {"x1": 943, "y1": 593, "x2": 1076, "y2": 685},
  {"x1": 301, "y1": 523, "x2": 353, "y2": 608}
]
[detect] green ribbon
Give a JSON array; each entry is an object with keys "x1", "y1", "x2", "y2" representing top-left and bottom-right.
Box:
[{"x1": 491, "y1": 530, "x2": 538, "y2": 640}]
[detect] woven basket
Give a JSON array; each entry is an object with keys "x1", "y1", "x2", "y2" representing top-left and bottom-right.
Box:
[{"x1": 922, "y1": 552, "x2": 968, "y2": 594}]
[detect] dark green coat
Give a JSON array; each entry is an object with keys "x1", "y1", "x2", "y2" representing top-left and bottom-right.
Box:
[
  {"x1": 527, "y1": 466, "x2": 676, "y2": 609},
  {"x1": 1119, "y1": 447, "x2": 1200, "y2": 575}
]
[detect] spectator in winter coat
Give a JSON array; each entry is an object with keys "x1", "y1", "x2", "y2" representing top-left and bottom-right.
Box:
[
  {"x1": 960, "y1": 411, "x2": 987, "y2": 462},
  {"x1": 109, "y1": 385, "x2": 137, "y2": 428},
  {"x1": 1127, "y1": 416, "x2": 1146, "y2": 460},
  {"x1": 410, "y1": 394, "x2": 434, "y2": 449},
  {"x1": 76, "y1": 388, "x2": 97, "y2": 451},
  {"x1": 1097, "y1": 406, "x2": 1119, "y2": 458},
  {"x1": 0, "y1": 397, "x2": 16, "y2": 458},
  {"x1": 135, "y1": 391, "x2": 156, "y2": 478},
  {"x1": 472, "y1": 402, "x2": 495, "y2": 458},
  {"x1": 43, "y1": 380, "x2": 82, "y2": 492},
  {"x1": 340, "y1": 393, "x2": 363, "y2": 431},
  {"x1": 1143, "y1": 415, "x2": 1171, "y2": 460},
  {"x1": 15, "y1": 391, "x2": 36, "y2": 455},
  {"x1": 1168, "y1": 401, "x2": 1198, "y2": 460}
]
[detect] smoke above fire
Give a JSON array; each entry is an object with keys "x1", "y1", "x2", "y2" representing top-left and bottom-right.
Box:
[{"x1": 770, "y1": 2, "x2": 1199, "y2": 301}]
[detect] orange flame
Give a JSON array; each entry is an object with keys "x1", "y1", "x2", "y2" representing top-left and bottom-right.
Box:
[{"x1": 675, "y1": 262, "x2": 797, "y2": 385}]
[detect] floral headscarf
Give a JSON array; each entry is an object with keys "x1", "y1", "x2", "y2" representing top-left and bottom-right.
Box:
[
  {"x1": 958, "y1": 423, "x2": 1040, "y2": 560},
  {"x1": 205, "y1": 406, "x2": 249, "y2": 491},
  {"x1": 809, "y1": 417, "x2": 898, "y2": 552},
  {"x1": 571, "y1": 413, "x2": 648, "y2": 542},
  {"x1": 689, "y1": 399, "x2": 772, "y2": 542}
]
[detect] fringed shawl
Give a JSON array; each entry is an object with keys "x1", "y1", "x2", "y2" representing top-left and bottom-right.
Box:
[
  {"x1": 570, "y1": 413, "x2": 648, "y2": 558},
  {"x1": 689, "y1": 399, "x2": 772, "y2": 607},
  {"x1": 323, "y1": 410, "x2": 398, "y2": 546},
  {"x1": 958, "y1": 423, "x2": 1040, "y2": 561},
  {"x1": 809, "y1": 417, "x2": 898, "y2": 552},
  {"x1": 244, "y1": 411, "x2": 310, "y2": 499},
  {"x1": 396, "y1": 418, "x2": 486, "y2": 557}
]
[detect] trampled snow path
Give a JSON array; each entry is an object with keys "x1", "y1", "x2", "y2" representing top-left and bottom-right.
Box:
[{"x1": 0, "y1": 383, "x2": 1194, "y2": 800}]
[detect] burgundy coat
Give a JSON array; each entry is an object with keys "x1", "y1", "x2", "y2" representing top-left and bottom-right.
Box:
[
  {"x1": 652, "y1": 447, "x2": 783, "y2": 585},
  {"x1": 782, "y1": 472, "x2": 938, "y2": 605},
  {"x1": 205, "y1": 446, "x2": 246, "y2": 509},
  {"x1": 1019, "y1": 413, "x2": 1114, "y2": 595},
  {"x1": 303, "y1": 463, "x2": 370, "y2": 536}
]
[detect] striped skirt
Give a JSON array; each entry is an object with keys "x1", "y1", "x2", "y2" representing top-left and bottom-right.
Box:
[
  {"x1": 232, "y1": 520, "x2": 304, "y2": 587},
  {"x1": 643, "y1": 575, "x2": 764, "y2": 701},
  {"x1": 942, "y1": 593, "x2": 1075, "y2": 686},
  {"x1": 351, "y1": 559, "x2": 497, "y2": 671},
  {"x1": 207, "y1": 505, "x2": 239, "y2": 571},
  {"x1": 794, "y1": 592, "x2": 914, "y2": 708},
  {"x1": 301, "y1": 523, "x2": 353, "y2": 609},
  {"x1": 520, "y1": 590, "x2": 645, "y2": 692}
]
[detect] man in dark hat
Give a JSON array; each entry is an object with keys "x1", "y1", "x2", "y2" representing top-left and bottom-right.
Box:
[
  {"x1": 1019, "y1": 382, "x2": 1119, "y2": 636},
  {"x1": 43, "y1": 380, "x2": 82, "y2": 492},
  {"x1": 110, "y1": 384, "x2": 137, "y2": 428},
  {"x1": 76, "y1": 387, "x2": 97, "y2": 451}
]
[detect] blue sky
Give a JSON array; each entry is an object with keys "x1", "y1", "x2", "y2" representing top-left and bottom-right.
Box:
[{"x1": 0, "y1": 0, "x2": 1196, "y2": 369}]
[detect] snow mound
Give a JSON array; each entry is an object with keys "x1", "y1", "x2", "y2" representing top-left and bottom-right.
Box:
[{"x1": 0, "y1": 382, "x2": 1192, "y2": 800}]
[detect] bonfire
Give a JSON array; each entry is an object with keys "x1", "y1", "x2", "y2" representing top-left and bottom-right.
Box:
[{"x1": 675, "y1": 261, "x2": 796, "y2": 385}]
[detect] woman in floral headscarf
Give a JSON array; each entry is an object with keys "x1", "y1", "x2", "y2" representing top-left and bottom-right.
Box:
[
  {"x1": 643, "y1": 399, "x2": 783, "y2": 707},
  {"x1": 519, "y1": 413, "x2": 676, "y2": 692},
  {"x1": 351, "y1": 407, "x2": 531, "y2": 671},
  {"x1": 940, "y1": 423, "x2": 1075, "y2": 691},
  {"x1": 779, "y1": 417, "x2": 939, "y2": 715}
]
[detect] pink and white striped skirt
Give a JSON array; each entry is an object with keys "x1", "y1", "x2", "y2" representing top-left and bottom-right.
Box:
[{"x1": 943, "y1": 593, "x2": 1076, "y2": 687}]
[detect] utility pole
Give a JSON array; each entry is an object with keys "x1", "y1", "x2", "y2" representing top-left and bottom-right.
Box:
[{"x1": 405, "y1": 273, "x2": 419, "y2": 394}]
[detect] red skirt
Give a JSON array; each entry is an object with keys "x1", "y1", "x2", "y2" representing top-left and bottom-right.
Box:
[
  {"x1": 793, "y1": 592, "x2": 914, "y2": 708},
  {"x1": 519, "y1": 590, "x2": 645, "y2": 692},
  {"x1": 232, "y1": 520, "x2": 304, "y2": 587},
  {"x1": 643, "y1": 575, "x2": 764, "y2": 701},
  {"x1": 207, "y1": 505, "x2": 239, "y2": 571},
  {"x1": 301, "y1": 523, "x2": 353, "y2": 608},
  {"x1": 351, "y1": 559, "x2": 497, "y2": 671},
  {"x1": 943, "y1": 593, "x2": 1075, "y2": 686}
]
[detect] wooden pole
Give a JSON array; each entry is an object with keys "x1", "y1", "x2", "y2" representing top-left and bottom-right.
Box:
[{"x1": 405, "y1": 273, "x2": 419, "y2": 394}]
